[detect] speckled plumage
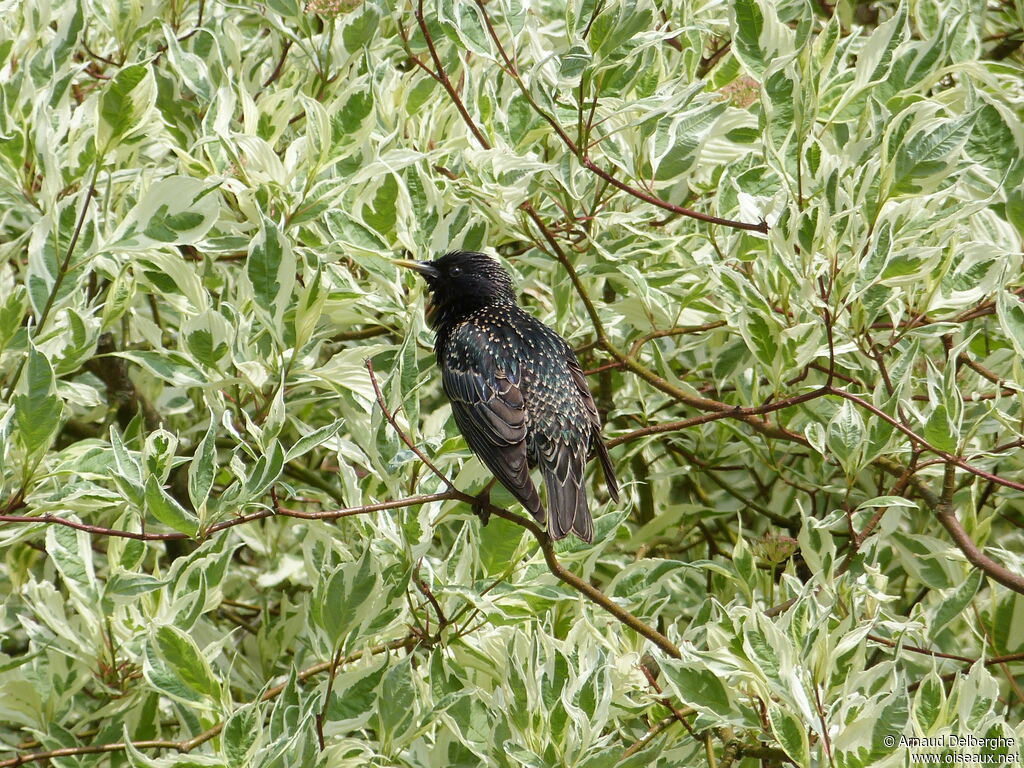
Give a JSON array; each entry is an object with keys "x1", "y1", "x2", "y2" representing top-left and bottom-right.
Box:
[{"x1": 399, "y1": 250, "x2": 619, "y2": 542}]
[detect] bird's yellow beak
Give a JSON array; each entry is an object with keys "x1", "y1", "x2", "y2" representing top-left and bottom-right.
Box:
[{"x1": 391, "y1": 258, "x2": 440, "y2": 279}]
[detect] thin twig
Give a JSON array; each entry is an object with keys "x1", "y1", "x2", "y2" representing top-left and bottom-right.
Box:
[
  {"x1": 414, "y1": 0, "x2": 491, "y2": 150},
  {"x1": 366, "y1": 359, "x2": 455, "y2": 491},
  {"x1": 621, "y1": 715, "x2": 678, "y2": 759},
  {"x1": 4, "y1": 160, "x2": 101, "y2": 399}
]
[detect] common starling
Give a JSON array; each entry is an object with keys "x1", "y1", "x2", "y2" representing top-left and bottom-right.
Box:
[{"x1": 395, "y1": 250, "x2": 619, "y2": 542}]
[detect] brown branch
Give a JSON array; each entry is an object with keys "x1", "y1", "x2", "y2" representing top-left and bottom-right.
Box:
[
  {"x1": 520, "y1": 201, "x2": 611, "y2": 344},
  {"x1": 830, "y1": 387, "x2": 1024, "y2": 493},
  {"x1": 696, "y1": 40, "x2": 732, "y2": 79},
  {"x1": 330, "y1": 325, "x2": 391, "y2": 342},
  {"x1": 606, "y1": 388, "x2": 827, "y2": 448},
  {"x1": 665, "y1": 443, "x2": 795, "y2": 528},
  {"x1": 874, "y1": 458, "x2": 1024, "y2": 596},
  {"x1": 578, "y1": 155, "x2": 768, "y2": 232},
  {"x1": 315, "y1": 645, "x2": 345, "y2": 751},
  {"x1": 519, "y1": 201, "x2": 807, "y2": 447},
  {"x1": 262, "y1": 37, "x2": 293, "y2": 88},
  {"x1": 869, "y1": 633, "x2": 1024, "y2": 667},
  {"x1": 641, "y1": 664, "x2": 696, "y2": 734},
  {"x1": 627, "y1": 322, "x2": 728, "y2": 358},
  {"x1": 0, "y1": 493, "x2": 454, "y2": 541},
  {"x1": 866, "y1": 633, "x2": 976, "y2": 664},
  {"x1": 934, "y1": 496, "x2": 1024, "y2": 596},
  {"x1": 958, "y1": 352, "x2": 1016, "y2": 395},
  {"x1": 414, "y1": 560, "x2": 448, "y2": 628}
]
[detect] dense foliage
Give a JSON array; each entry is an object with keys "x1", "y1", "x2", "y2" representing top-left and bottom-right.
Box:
[{"x1": 1, "y1": 0, "x2": 1023, "y2": 766}]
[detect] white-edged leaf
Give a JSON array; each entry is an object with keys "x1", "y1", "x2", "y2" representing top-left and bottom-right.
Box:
[
  {"x1": 106, "y1": 176, "x2": 220, "y2": 250},
  {"x1": 145, "y1": 475, "x2": 199, "y2": 536},
  {"x1": 285, "y1": 419, "x2": 345, "y2": 463},
  {"x1": 13, "y1": 345, "x2": 63, "y2": 456},
  {"x1": 188, "y1": 413, "x2": 218, "y2": 512},
  {"x1": 97, "y1": 63, "x2": 157, "y2": 151},
  {"x1": 729, "y1": 0, "x2": 795, "y2": 77},
  {"x1": 247, "y1": 213, "x2": 296, "y2": 331}
]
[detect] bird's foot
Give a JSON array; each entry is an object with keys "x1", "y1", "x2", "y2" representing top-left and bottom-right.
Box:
[
  {"x1": 472, "y1": 480, "x2": 497, "y2": 527},
  {"x1": 473, "y1": 503, "x2": 491, "y2": 526}
]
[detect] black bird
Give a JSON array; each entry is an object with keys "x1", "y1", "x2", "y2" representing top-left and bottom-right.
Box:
[{"x1": 395, "y1": 250, "x2": 619, "y2": 542}]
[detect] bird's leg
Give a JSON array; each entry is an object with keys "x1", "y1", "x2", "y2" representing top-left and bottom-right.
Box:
[{"x1": 472, "y1": 478, "x2": 498, "y2": 526}]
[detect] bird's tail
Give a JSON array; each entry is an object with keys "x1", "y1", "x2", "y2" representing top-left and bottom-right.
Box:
[
  {"x1": 541, "y1": 456, "x2": 592, "y2": 543},
  {"x1": 595, "y1": 438, "x2": 620, "y2": 503}
]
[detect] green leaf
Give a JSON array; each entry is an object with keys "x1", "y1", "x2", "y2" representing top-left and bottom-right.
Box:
[
  {"x1": 97, "y1": 63, "x2": 156, "y2": 151},
  {"x1": 923, "y1": 402, "x2": 957, "y2": 454},
  {"x1": 223, "y1": 703, "x2": 260, "y2": 768},
  {"x1": 729, "y1": 0, "x2": 794, "y2": 77},
  {"x1": 107, "y1": 176, "x2": 220, "y2": 250},
  {"x1": 188, "y1": 413, "x2": 218, "y2": 513},
  {"x1": 145, "y1": 475, "x2": 199, "y2": 536},
  {"x1": 294, "y1": 266, "x2": 326, "y2": 351},
  {"x1": 477, "y1": 514, "x2": 527, "y2": 576},
  {"x1": 320, "y1": 548, "x2": 379, "y2": 645},
  {"x1": 888, "y1": 112, "x2": 977, "y2": 197},
  {"x1": 106, "y1": 572, "x2": 166, "y2": 599},
  {"x1": 343, "y1": 3, "x2": 383, "y2": 52},
  {"x1": 243, "y1": 440, "x2": 285, "y2": 500},
  {"x1": 931, "y1": 568, "x2": 983, "y2": 639},
  {"x1": 743, "y1": 613, "x2": 785, "y2": 689},
  {"x1": 559, "y1": 44, "x2": 591, "y2": 80},
  {"x1": 142, "y1": 428, "x2": 178, "y2": 483},
  {"x1": 827, "y1": 400, "x2": 865, "y2": 474},
  {"x1": 991, "y1": 591, "x2": 1024, "y2": 654},
  {"x1": 913, "y1": 672, "x2": 946, "y2": 733},
  {"x1": 13, "y1": 346, "x2": 62, "y2": 456},
  {"x1": 111, "y1": 425, "x2": 143, "y2": 487},
  {"x1": 652, "y1": 101, "x2": 726, "y2": 181},
  {"x1": 871, "y1": 694, "x2": 909, "y2": 754},
  {"x1": 247, "y1": 213, "x2": 296, "y2": 330},
  {"x1": 45, "y1": 524, "x2": 97, "y2": 601},
  {"x1": 891, "y1": 531, "x2": 958, "y2": 589},
  {"x1": 852, "y1": 4, "x2": 908, "y2": 89},
  {"x1": 732, "y1": 535, "x2": 755, "y2": 594},
  {"x1": 284, "y1": 418, "x2": 344, "y2": 463},
  {"x1": 114, "y1": 350, "x2": 209, "y2": 387},
  {"x1": 183, "y1": 309, "x2": 231, "y2": 368},
  {"x1": 661, "y1": 660, "x2": 736, "y2": 719},
  {"x1": 768, "y1": 705, "x2": 809, "y2": 766},
  {"x1": 374, "y1": 658, "x2": 416, "y2": 748},
  {"x1": 854, "y1": 496, "x2": 920, "y2": 510},
  {"x1": 996, "y1": 290, "x2": 1024, "y2": 358},
  {"x1": 146, "y1": 625, "x2": 220, "y2": 703},
  {"x1": 0, "y1": 285, "x2": 27, "y2": 351}
]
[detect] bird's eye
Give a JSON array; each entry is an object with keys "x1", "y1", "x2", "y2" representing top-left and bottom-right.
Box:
[{"x1": 450, "y1": 266, "x2": 462, "y2": 277}]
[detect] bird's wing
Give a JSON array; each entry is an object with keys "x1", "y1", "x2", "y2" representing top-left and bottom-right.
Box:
[
  {"x1": 563, "y1": 346, "x2": 620, "y2": 504},
  {"x1": 441, "y1": 341, "x2": 543, "y2": 522}
]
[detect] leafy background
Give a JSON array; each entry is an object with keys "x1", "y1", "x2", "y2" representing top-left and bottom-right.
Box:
[{"x1": 1, "y1": 0, "x2": 1023, "y2": 766}]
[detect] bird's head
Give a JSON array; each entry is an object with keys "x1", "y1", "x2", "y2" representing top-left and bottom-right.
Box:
[{"x1": 393, "y1": 251, "x2": 516, "y2": 327}]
